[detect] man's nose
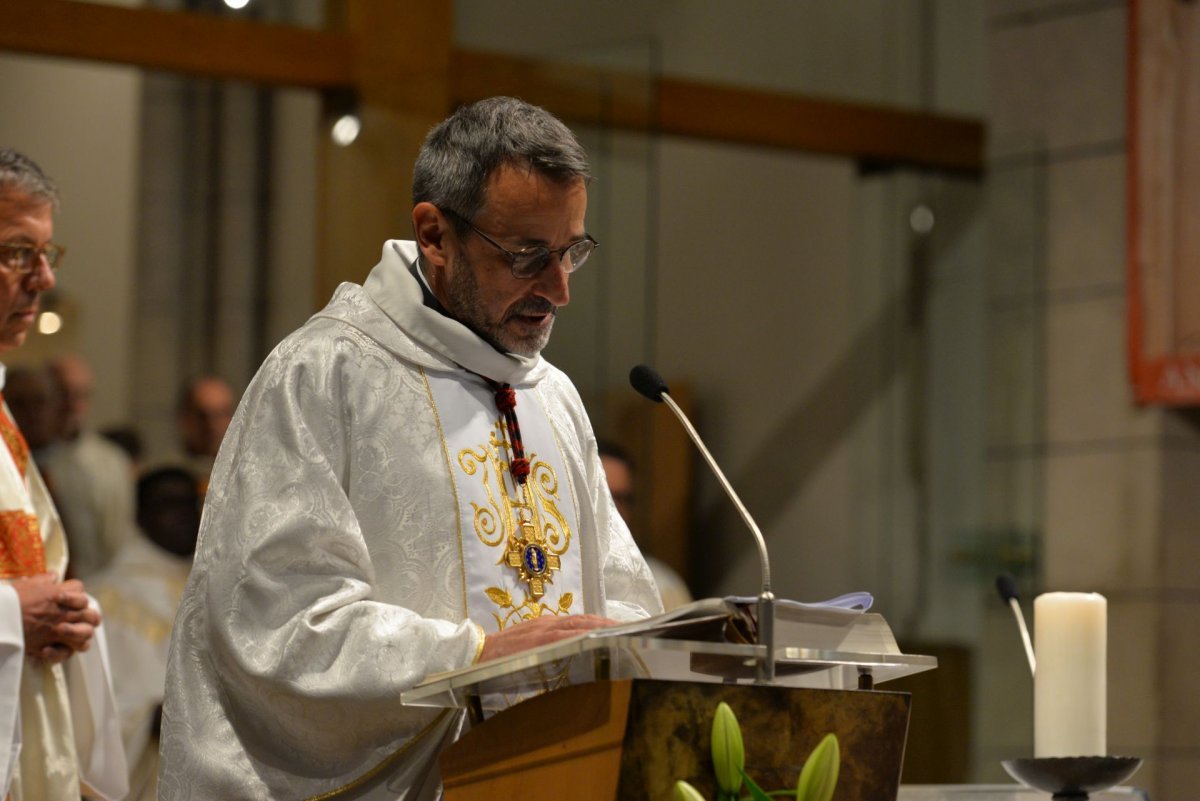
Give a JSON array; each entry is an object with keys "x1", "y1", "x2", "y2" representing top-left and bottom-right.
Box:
[
  {"x1": 24, "y1": 253, "x2": 56, "y2": 292},
  {"x1": 534, "y1": 256, "x2": 570, "y2": 307}
]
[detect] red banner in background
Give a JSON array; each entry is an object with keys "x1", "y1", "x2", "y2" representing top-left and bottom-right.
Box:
[{"x1": 1128, "y1": 0, "x2": 1200, "y2": 406}]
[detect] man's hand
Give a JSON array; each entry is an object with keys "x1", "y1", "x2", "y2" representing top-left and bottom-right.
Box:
[
  {"x1": 12, "y1": 572, "x2": 100, "y2": 663},
  {"x1": 479, "y1": 614, "x2": 618, "y2": 663}
]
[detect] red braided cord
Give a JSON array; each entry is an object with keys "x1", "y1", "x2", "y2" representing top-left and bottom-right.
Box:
[{"x1": 484, "y1": 378, "x2": 528, "y2": 485}]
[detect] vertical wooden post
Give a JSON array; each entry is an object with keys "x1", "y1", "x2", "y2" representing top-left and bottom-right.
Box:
[{"x1": 315, "y1": 0, "x2": 453, "y2": 304}]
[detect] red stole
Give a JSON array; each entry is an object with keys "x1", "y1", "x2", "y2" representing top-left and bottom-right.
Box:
[{"x1": 0, "y1": 396, "x2": 47, "y2": 579}]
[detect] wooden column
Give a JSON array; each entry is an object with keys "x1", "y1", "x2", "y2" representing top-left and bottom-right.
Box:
[{"x1": 316, "y1": 0, "x2": 453, "y2": 301}]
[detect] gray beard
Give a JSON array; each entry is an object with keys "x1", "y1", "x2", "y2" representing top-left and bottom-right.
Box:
[{"x1": 445, "y1": 252, "x2": 555, "y2": 356}]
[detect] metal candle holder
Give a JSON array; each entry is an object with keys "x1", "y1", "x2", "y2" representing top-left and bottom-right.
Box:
[{"x1": 1002, "y1": 756, "x2": 1143, "y2": 800}]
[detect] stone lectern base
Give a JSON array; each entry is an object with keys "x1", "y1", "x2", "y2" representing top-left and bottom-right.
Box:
[{"x1": 441, "y1": 678, "x2": 911, "y2": 801}]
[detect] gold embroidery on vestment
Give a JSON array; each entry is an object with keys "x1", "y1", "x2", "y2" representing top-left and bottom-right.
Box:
[
  {"x1": 459, "y1": 417, "x2": 573, "y2": 601},
  {"x1": 484, "y1": 585, "x2": 575, "y2": 630},
  {"x1": 0, "y1": 509, "x2": 45, "y2": 578}
]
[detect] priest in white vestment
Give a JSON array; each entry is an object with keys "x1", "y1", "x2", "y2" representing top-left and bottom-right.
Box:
[
  {"x1": 0, "y1": 149, "x2": 127, "y2": 800},
  {"x1": 160, "y1": 97, "x2": 661, "y2": 801}
]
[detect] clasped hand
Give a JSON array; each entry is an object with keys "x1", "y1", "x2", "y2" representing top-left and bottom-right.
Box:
[{"x1": 12, "y1": 572, "x2": 100, "y2": 663}]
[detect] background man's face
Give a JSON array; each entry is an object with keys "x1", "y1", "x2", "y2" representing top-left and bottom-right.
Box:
[
  {"x1": 600, "y1": 454, "x2": 635, "y2": 525},
  {"x1": 179, "y1": 379, "x2": 235, "y2": 458},
  {"x1": 440, "y1": 165, "x2": 587, "y2": 356},
  {"x1": 51, "y1": 356, "x2": 93, "y2": 439},
  {"x1": 0, "y1": 189, "x2": 56, "y2": 351},
  {"x1": 138, "y1": 475, "x2": 201, "y2": 557}
]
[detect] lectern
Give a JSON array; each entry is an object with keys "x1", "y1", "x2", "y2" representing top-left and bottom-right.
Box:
[{"x1": 401, "y1": 602, "x2": 936, "y2": 801}]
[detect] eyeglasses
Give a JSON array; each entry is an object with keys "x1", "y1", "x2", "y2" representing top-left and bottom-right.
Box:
[
  {"x1": 0, "y1": 242, "x2": 65, "y2": 274},
  {"x1": 442, "y1": 208, "x2": 597, "y2": 280}
]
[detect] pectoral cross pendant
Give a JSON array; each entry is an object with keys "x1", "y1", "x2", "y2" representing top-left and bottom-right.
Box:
[{"x1": 504, "y1": 511, "x2": 560, "y2": 600}]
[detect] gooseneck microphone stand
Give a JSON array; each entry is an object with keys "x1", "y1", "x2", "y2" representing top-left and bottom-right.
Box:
[{"x1": 629, "y1": 365, "x2": 776, "y2": 682}]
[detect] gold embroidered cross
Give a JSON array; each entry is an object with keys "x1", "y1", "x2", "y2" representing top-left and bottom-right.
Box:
[{"x1": 504, "y1": 508, "x2": 560, "y2": 600}]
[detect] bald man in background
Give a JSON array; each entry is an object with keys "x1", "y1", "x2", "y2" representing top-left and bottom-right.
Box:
[{"x1": 42, "y1": 354, "x2": 135, "y2": 578}]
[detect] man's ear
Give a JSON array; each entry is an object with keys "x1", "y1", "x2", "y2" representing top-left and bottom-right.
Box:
[{"x1": 412, "y1": 202, "x2": 451, "y2": 269}]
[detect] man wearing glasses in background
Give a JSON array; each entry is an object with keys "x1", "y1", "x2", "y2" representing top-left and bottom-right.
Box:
[
  {"x1": 0, "y1": 148, "x2": 126, "y2": 800},
  {"x1": 161, "y1": 97, "x2": 661, "y2": 800}
]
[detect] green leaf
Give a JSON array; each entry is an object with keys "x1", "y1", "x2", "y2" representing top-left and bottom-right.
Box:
[
  {"x1": 711, "y1": 702, "x2": 745, "y2": 795},
  {"x1": 795, "y1": 734, "x2": 840, "y2": 801},
  {"x1": 674, "y1": 780, "x2": 709, "y2": 801},
  {"x1": 738, "y1": 766, "x2": 772, "y2": 801}
]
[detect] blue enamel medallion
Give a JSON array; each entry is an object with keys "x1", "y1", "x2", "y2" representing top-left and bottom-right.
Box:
[{"x1": 523, "y1": 543, "x2": 548, "y2": 575}]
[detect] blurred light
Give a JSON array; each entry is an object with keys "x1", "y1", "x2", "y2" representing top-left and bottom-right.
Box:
[
  {"x1": 331, "y1": 114, "x2": 362, "y2": 147},
  {"x1": 224, "y1": 0, "x2": 251, "y2": 9},
  {"x1": 37, "y1": 311, "x2": 63, "y2": 335},
  {"x1": 909, "y1": 204, "x2": 935, "y2": 235}
]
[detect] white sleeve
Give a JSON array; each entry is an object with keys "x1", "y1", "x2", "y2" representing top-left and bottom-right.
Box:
[
  {"x1": 0, "y1": 584, "x2": 24, "y2": 800},
  {"x1": 64, "y1": 595, "x2": 129, "y2": 801}
]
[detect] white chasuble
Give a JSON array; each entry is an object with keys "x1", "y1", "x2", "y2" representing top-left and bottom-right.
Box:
[
  {"x1": 157, "y1": 241, "x2": 661, "y2": 801},
  {"x1": 425, "y1": 373, "x2": 583, "y2": 635}
]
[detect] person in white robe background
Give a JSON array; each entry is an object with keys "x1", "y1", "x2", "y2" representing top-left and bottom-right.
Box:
[
  {"x1": 0, "y1": 148, "x2": 127, "y2": 800},
  {"x1": 159, "y1": 97, "x2": 661, "y2": 801},
  {"x1": 43, "y1": 354, "x2": 136, "y2": 579},
  {"x1": 93, "y1": 466, "x2": 200, "y2": 801},
  {"x1": 598, "y1": 440, "x2": 694, "y2": 612}
]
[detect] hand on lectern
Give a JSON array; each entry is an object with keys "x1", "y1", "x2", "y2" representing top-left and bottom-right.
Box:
[{"x1": 479, "y1": 613, "x2": 618, "y2": 663}]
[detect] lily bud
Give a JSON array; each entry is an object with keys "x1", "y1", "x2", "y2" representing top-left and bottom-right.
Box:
[
  {"x1": 674, "y1": 780, "x2": 709, "y2": 801},
  {"x1": 795, "y1": 733, "x2": 840, "y2": 801},
  {"x1": 710, "y1": 701, "x2": 745, "y2": 795}
]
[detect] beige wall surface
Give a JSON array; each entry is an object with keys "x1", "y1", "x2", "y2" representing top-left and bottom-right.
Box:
[
  {"x1": 985, "y1": 0, "x2": 1200, "y2": 797},
  {"x1": 650, "y1": 138, "x2": 860, "y2": 601},
  {"x1": 0, "y1": 52, "x2": 142, "y2": 429}
]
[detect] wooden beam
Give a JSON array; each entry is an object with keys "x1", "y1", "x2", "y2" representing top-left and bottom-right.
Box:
[
  {"x1": 0, "y1": 2, "x2": 984, "y2": 173},
  {"x1": 657, "y1": 77, "x2": 984, "y2": 174},
  {"x1": 451, "y1": 50, "x2": 985, "y2": 174},
  {"x1": 0, "y1": 0, "x2": 353, "y2": 89},
  {"x1": 451, "y1": 49, "x2": 656, "y2": 132}
]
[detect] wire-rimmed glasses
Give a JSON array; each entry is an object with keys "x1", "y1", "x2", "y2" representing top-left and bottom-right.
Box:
[
  {"x1": 441, "y1": 208, "x2": 597, "y2": 279},
  {"x1": 0, "y1": 242, "x2": 65, "y2": 275}
]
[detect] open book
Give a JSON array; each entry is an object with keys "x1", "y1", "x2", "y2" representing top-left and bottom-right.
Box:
[
  {"x1": 590, "y1": 591, "x2": 891, "y2": 655},
  {"x1": 408, "y1": 590, "x2": 930, "y2": 704}
]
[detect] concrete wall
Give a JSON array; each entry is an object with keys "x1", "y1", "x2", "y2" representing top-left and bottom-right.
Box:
[{"x1": 984, "y1": 1, "x2": 1200, "y2": 796}]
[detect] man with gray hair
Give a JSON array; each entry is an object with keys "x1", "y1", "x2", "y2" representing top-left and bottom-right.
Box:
[
  {"x1": 161, "y1": 97, "x2": 660, "y2": 800},
  {"x1": 0, "y1": 148, "x2": 126, "y2": 799}
]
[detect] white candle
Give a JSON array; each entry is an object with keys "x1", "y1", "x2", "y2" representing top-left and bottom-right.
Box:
[{"x1": 1034, "y1": 591, "x2": 1107, "y2": 757}]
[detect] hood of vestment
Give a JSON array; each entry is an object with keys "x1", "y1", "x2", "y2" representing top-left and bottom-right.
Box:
[{"x1": 318, "y1": 239, "x2": 550, "y2": 388}]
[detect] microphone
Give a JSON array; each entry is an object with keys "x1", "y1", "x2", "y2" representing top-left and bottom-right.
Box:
[
  {"x1": 995, "y1": 574, "x2": 1036, "y2": 676},
  {"x1": 628, "y1": 364, "x2": 776, "y2": 681},
  {"x1": 630, "y1": 364, "x2": 669, "y2": 402}
]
